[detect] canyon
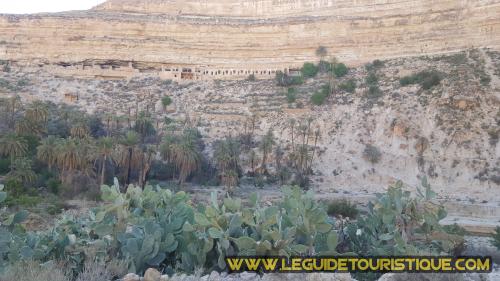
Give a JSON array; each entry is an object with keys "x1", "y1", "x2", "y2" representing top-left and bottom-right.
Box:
[{"x1": 0, "y1": 1, "x2": 499, "y2": 233}]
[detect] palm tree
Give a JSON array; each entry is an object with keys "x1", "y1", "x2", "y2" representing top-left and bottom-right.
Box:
[
  {"x1": 259, "y1": 129, "x2": 275, "y2": 173},
  {"x1": 96, "y1": 137, "x2": 115, "y2": 186},
  {"x1": 71, "y1": 122, "x2": 90, "y2": 139},
  {"x1": 138, "y1": 145, "x2": 155, "y2": 188},
  {"x1": 26, "y1": 101, "x2": 49, "y2": 124},
  {"x1": 15, "y1": 118, "x2": 35, "y2": 136},
  {"x1": 37, "y1": 136, "x2": 60, "y2": 170},
  {"x1": 214, "y1": 137, "x2": 241, "y2": 188},
  {"x1": 0, "y1": 133, "x2": 28, "y2": 172},
  {"x1": 7, "y1": 158, "x2": 36, "y2": 184},
  {"x1": 118, "y1": 131, "x2": 140, "y2": 186},
  {"x1": 134, "y1": 112, "x2": 155, "y2": 140},
  {"x1": 5, "y1": 95, "x2": 22, "y2": 130},
  {"x1": 169, "y1": 132, "x2": 201, "y2": 185},
  {"x1": 56, "y1": 138, "x2": 80, "y2": 178},
  {"x1": 249, "y1": 150, "x2": 257, "y2": 176}
]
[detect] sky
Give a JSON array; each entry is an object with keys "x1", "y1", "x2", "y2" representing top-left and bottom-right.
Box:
[{"x1": 0, "y1": 0, "x2": 107, "y2": 14}]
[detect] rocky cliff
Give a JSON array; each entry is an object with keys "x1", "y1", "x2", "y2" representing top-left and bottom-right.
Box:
[{"x1": 0, "y1": 0, "x2": 499, "y2": 79}]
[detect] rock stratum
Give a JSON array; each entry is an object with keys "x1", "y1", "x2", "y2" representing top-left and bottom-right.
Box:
[{"x1": 0, "y1": 0, "x2": 500, "y2": 80}]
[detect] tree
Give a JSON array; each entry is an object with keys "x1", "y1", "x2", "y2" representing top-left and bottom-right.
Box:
[
  {"x1": 4, "y1": 95, "x2": 22, "y2": 130},
  {"x1": 259, "y1": 129, "x2": 275, "y2": 173},
  {"x1": 316, "y1": 46, "x2": 328, "y2": 59},
  {"x1": 311, "y1": 91, "x2": 327, "y2": 105},
  {"x1": 26, "y1": 101, "x2": 49, "y2": 124},
  {"x1": 138, "y1": 145, "x2": 155, "y2": 188},
  {"x1": 118, "y1": 131, "x2": 140, "y2": 186},
  {"x1": 37, "y1": 136, "x2": 60, "y2": 170},
  {"x1": 161, "y1": 96, "x2": 172, "y2": 112},
  {"x1": 7, "y1": 158, "x2": 36, "y2": 185},
  {"x1": 55, "y1": 139, "x2": 80, "y2": 183},
  {"x1": 14, "y1": 102, "x2": 48, "y2": 136},
  {"x1": 70, "y1": 122, "x2": 90, "y2": 139},
  {"x1": 0, "y1": 133, "x2": 28, "y2": 173},
  {"x1": 96, "y1": 137, "x2": 115, "y2": 186},
  {"x1": 134, "y1": 112, "x2": 156, "y2": 140},
  {"x1": 301, "y1": 63, "x2": 319, "y2": 78},
  {"x1": 332, "y1": 63, "x2": 348, "y2": 77},
  {"x1": 169, "y1": 131, "x2": 201, "y2": 185},
  {"x1": 214, "y1": 137, "x2": 241, "y2": 189}
]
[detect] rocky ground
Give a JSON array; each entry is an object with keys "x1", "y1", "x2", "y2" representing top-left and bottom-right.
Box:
[{"x1": 1, "y1": 49, "x2": 499, "y2": 213}]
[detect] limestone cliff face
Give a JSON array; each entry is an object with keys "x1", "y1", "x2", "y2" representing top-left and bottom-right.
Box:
[{"x1": 0, "y1": 0, "x2": 499, "y2": 78}]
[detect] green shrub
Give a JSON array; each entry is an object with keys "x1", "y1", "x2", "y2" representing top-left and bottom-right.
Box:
[
  {"x1": 301, "y1": 62, "x2": 319, "y2": 78},
  {"x1": 47, "y1": 178, "x2": 62, "y2": 194},
  {"x1": 443, "y1": 223, "x2": 468, "y2": 236},
  {"x1": 320, "y1": 84, "x2": 331, "y2": 96},
  {"x1": 333, "y1": 63, "x2": 348, "y2": 77},
  {"x1": 339, "y1": 79, "x2": 356, "y2": 93},
  {"x1": 286, "y1": 88, "x2": 297, "y2": 103},
  {"x1": 363, "y1": 144, "x2": 382, "y2": 164},
  {"x1": 311, "y1": 91, "x2": 327, "y2": 105},
  {"x1": 346, "y1": 178, "x2": 464, "y2": 256},
  {"x1": 275, "y1": 71, "x2": 304, "y2": 87},
  {"x1": 0, "y1": 181, "x2": 339, "y2": 275},
  {"x1": 365, "y1": 72, "x2": 378, "y2": 85},
  {"x1": 326, "y1": 199, "x2": 359, "y2": 218},
  {"x1": 400, "y1": 70, "x2": 442, "y2": 89},
  {"x1": 5, "y1": 194, "x2": 42, "y2": 208},
  {"x1": 0, "y1": 157, "x2": 9, "y2": 175},
  {"x1": 366, "y1": 85, "x2": 383, "y2": 100}
]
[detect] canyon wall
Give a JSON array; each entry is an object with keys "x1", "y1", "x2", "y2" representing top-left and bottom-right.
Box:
[{"x1": 0, "y1": 0, "x2": 499, "y2": 80}]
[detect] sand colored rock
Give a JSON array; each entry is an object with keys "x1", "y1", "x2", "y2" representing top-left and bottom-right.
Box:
[{"x1": 0, "y1": 0, "x2": 499, "y2": 81}]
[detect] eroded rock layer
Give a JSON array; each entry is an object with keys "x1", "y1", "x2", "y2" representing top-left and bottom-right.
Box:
[{"x1": 0, "y1": 0, "x2": 499, "y2": 80}]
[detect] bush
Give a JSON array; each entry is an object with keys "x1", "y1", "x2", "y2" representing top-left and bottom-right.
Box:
[
  {"x1": 47, "y1": 178, "x2": 62, "y2": 194},
  {"x1": 161, "y1": 95, "x2": 172, "y2": 108},
  {"x1": 0, "y1": 157, "x2": 9, "y2": 175},
  {"x1": 339, "y1": 79, "x2": 356, "y2": 93},
  {"x1": 311, "y1": 91, "x2": 327, "y2": 105},
  {"x1": 366, "y1": 85, "x2": 383, "y2": 100},
  {"x1": 1, "y1": 261, "x2": 70, "y2": 281},
  {"x1": 363, "y1": 144, "x2": 382, "y2": 164},
  {"x1": 346, "y1": 178, "x2": 464, "y2": 256},
  {"x1": 275, "y1": 71, "x2": 304, "y2": 87},
  {"x1": 400, "y1": 70, "x2": 442, "y2": 90},
  {"x1": 365, "y1": 72, "x2": 378, "y2": 85},
  {"x1": 286, "y1": 88, "x2": 297, "y2": 103},
  {"x1": 301, "y1": 62, "x2": 319, "y2": 78},
  {"x1": 320, "y1": 84, "x2": 331, "y2": 96},
  {"x1": 332, "y1": 63, "x2": 348, "y2": 77},
  {"x1": 247, "y1": 74, "x2": 256, "y2": 81},
  {"x1": 326, "y1": 199, "x2": 359, "y2": 218},
  {"x1": 0, "y1": 183, "x2": 340, "y2": 275}
]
